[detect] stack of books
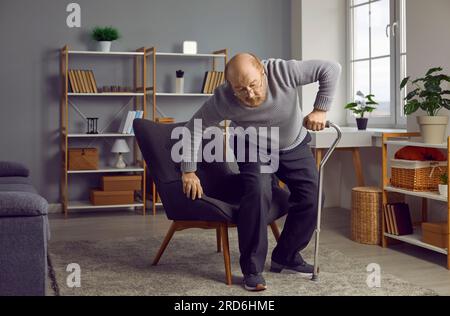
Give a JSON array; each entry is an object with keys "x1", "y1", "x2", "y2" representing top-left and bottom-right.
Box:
[
  {"x1": 69, "y1": 69, "x2": 98, "y2": 93},
  {"x1": 201, "y1": 71, "x2": 225, "y2": 94},
  {"x1": 118, "y1": 110, "x2": 144, "y2": 134},
  {"x1": 384, "y1": 202, "x2": 414, "y2": 236}
]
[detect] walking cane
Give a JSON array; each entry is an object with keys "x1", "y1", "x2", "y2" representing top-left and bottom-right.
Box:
[{"x1": 311, "y1": 121, "x2": 342, "y2": 282}]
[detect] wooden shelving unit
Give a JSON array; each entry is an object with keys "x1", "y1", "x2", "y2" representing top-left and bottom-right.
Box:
[
  {"x1": 144, "y1": 47, "x2": 228, "y2": 215},
  {"x1": 59, "y1": 45, "x2": 148, "y2": 216},
  {"x1": 382, "y1": 132, "x2": 450, "y2": 268}
]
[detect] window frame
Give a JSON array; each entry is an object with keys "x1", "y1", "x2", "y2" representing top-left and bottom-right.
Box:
[{"x1": 346, "y1": 0, "x2": 406, "y2": 128}]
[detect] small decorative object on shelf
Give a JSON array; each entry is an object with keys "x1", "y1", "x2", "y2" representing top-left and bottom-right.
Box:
[
  {"x1": 86, "y1": 117, "x2": 99, "y2": 134},
  {"x1": 183, "y1": 41, "x2": 197, "y2": 54},
  {"x1": 111, "y1": 139, "x2": 130, "y2": 169},
  {"x1": 91, "y1": 26, "x2": 120, "y2": 52},
  {"x1": 401, "y1": 66, "x2": 450, "y2": 144},
  {"x1": 176, "y1": 70, "x2": 184, "y2": 93},
  {"x1": 155, "y1": 117, "x2": 175, "y2": 124},
  {"x1": 439, "y1": 173, "x2": 448, "y2": 196},
  {"x1": 98, "y1": 85, "x2": 132, "y2": 93},
  {"x1": 345, "y1": 91, "x2": 378, "y2": 130}
]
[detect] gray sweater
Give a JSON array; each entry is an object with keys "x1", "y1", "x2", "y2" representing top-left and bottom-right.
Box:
[{"x1": 181, "y1": 58, "x2": 342, "y2": 173}]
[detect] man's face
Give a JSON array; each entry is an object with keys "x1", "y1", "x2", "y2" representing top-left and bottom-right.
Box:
[{"x1": 228, "y1": 64, "x2": 267, "y2": 108}]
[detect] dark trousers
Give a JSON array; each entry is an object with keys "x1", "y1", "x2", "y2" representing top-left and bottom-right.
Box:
[{"x1": 233, "y1": 132, "x2": 320, "y2": 275}]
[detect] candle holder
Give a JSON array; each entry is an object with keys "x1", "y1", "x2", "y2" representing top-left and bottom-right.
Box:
[{"x1": 86, "y1": 117, "x2": 99, "y2": 134}]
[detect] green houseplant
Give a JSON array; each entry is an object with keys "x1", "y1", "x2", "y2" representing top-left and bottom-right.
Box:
[
  {"x1": 345, "y1": 91, "x2": 378, "y2": 130},
  {"x1": 439, "y1": 173, "x2": 448, "y2": 197},
  {"x1": 400, "y1": 67, "x2": 450, "y2": 144},
  {"x1": 91, "y1": 26, "x2": 120, "y2": 52}
]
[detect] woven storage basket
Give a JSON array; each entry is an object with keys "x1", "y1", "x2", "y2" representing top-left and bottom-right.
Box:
[
  {"x1": 390, "y1": 159, "x2": 447, "y2": 192},
  {"x1": 351, "y1": 187, "x2": 382, "y2": 245}
]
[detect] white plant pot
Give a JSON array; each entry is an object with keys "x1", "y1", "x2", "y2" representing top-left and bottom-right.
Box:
[
  {"x1": 438, "y1": 184, "x2": 448, "y2": 196},
  {"x1": 417, "y1": 116, "x2": 449, "y2": 144},
  {"x1": 97, "y1": 41, "x2": 112, "y2": 52}
]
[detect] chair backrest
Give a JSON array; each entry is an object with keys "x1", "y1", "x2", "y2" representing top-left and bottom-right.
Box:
[{"x1": 133, "y1": 119, "x2": 238, "y2": 215}]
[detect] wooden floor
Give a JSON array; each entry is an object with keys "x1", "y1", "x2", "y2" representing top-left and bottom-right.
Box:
[{"x1": 49, "y1": 207, "x2": 450, "y2": 295}]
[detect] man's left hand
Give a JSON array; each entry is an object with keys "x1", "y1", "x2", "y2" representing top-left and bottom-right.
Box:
[{"x1": 304, "y1": 109, "x2": 327, "y2": 131}]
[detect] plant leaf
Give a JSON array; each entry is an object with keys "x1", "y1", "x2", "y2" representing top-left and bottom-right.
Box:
[
  {"x1": 404, "y1": 100, "x2": 420, "y2": 115},
  {"x1": 400, "y1": 77, "x2": 410, "y2": 89},
  {"x1": 426, "y1": 67, "x2": 443, "y2": 76}
]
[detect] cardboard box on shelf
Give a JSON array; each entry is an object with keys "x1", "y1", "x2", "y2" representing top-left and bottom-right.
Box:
[
  {"x1": 102, "y1": 175, "x2": 142, "y2": 192},
  {"x1": 422, "y1": 222, "x2": 449, "y2": 249},
  {"x1": 68, "y1": 148, "x2": 98, "y2": 170},
  {"x1": 90, "y1": 190, "x2": 134, "y2": 206}
]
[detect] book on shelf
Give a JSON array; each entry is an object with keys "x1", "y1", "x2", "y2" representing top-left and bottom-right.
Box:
[
  {"x1": 130, "y1": 110, "x2": 144, "y2": 134},
  {"x1": 118, "y1": 110, "x2": 144, "y2": 134},
  {"x1": 201, "y1": 71, "x2": 225, "y2": 94},
  {"x1": 68, "y1": 69, "x2": 98, "y2": 93},
  {"x1": 384, "y1": 202, "x2": 413, "y2": 235}
]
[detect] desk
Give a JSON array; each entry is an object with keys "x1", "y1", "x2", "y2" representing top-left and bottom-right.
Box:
[{"x1": 309, "y1": 127, "x2": 406, "y2": 186}]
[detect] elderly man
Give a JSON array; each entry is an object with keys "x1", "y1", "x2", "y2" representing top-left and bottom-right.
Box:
[{"x1": 180, "y1": 53, "x2": 341, "y2": 291}]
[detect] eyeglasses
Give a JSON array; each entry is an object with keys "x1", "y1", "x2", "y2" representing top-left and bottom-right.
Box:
[{"x1": 233, "y1": 73, "x2": 266, "y2": 98}]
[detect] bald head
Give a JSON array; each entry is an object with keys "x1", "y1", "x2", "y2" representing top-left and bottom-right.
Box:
[
  {"x1": 225, "y1": 53, "x2": 267, "y2": 108},
  {"x1": 225, "y1": 53, "x2": 264, "y2": 82}
]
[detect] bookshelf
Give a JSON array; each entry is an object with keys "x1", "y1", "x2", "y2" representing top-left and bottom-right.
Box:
[
  {"x1": 144, "y1": 47, "x2": 228, "y2": 215},
  {"x1": 382, "y1": 132, "x2": 450, "y2": 268},
  {"x1": 59, "y1": 45, "x2": 148, "y2": 216}
]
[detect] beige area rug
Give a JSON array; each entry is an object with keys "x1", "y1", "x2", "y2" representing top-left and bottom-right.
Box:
[{"x1": 47, "y1": 229, "x2": 437, "y2": 296}]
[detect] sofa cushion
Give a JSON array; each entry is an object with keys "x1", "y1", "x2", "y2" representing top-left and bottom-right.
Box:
[
  {"x1": 0, "y1": 176, "x2": 32, "y2": 185},
  {"x1": 0, "y1": 192, "x2": 48, "y2": 217},
  {"x1": 0, "y1": 176, "x2": 36, "y2": 193},
  {"x1": 0, "y1": 161, "x2": 29, "y2": 177}
]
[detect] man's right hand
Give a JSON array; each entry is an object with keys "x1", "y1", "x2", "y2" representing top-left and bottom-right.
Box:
[{"x1": 182, "y1": 172, "x2": 203, "y2": 200}]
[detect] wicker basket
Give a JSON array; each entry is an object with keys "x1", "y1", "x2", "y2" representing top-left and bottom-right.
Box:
[
  {"x1": 390, "y1": 159, "x2": 447, "y2": 192},
  {"x1": 351, "y1": 187, "x2": 382, "y2": 245}
]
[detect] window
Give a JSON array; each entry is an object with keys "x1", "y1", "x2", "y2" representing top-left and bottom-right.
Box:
[{"x1": 348, "y1": 0, "x2": 406, "y2": 127}]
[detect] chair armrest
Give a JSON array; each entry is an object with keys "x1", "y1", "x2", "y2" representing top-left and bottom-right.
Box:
[
  {"x1": 157, "y1": 179, "x2": 236, "y2": 222},
  {"x1": 0, "y1": 161, "x2": 30, "y2": 177}
]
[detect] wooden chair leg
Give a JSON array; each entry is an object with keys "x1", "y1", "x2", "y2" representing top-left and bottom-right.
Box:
[
  {"x1": 152, "y1": 222, "x2": 177, "y2": 266},
  {"x1": 216, "y1": 228, "x2": 222, "y2": 253},
  {"x1": 220, "y1": 224, "x2": 232, "y2": 285},
  {"x1": 270, "y1": 221, "x2": 281, "y2": 242}
]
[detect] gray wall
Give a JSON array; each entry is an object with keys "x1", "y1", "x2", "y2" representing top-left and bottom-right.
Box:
[
  {"x1": 0, "y1": 0, "x2": 291, "y2": 203},
  {"x1": 405, "y1": 0, "x2": 450, "y2": 222}
]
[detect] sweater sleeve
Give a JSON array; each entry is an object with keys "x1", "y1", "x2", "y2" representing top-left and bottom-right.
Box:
[
  {"x1": 180, "y1": 95, "x2": 224, "y2": 173},
  {"x1": 273, "y1": 59, "x2": 342, "y2": 111}
]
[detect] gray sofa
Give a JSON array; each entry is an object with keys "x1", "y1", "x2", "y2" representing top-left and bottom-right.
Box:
[{"x1": 0, "y1": 161, "x2": 50, "y2": 296}]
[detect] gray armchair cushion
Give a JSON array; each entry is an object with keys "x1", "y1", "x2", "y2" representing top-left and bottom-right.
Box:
[
  {"x1": 0, "y1": 161, "x2": 30, "y2": 177},
  {"x1": 0, "y1": 192, "x2": 48, "y2": 217}
]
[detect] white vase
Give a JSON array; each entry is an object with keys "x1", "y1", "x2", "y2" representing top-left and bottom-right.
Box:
[
  {"x1": 176, "y1": 77, "x2": 184, "y2": 94},
  {"x1": 98, "y1": 41, "x2": 112, "y2": 52},
  {"x1": 438, "y1": 184, "x2": 448, "y2": 196},
  {"x1": 417, "y1": 116, "x2": 449, "y2": 144}
]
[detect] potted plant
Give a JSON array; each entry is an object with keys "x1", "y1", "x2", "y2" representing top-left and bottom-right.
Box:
[
  {"x1": 400, "y1": 67, "x2": 450, "y2": 144},
  {"x1": 91, "y1": 26, "x2": 120, "y2": 52},
  {"x1": 438, "y1": 173, "x2": 448, "y2": 197},
  {"x1": 345, "y1": 91, "x2": 378, "y2": 130}
]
